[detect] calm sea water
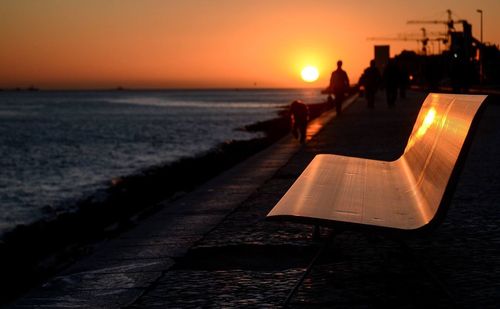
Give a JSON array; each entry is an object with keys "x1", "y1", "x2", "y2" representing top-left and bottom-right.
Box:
[{"x1": 0, "y1": 89, "x2": 324, "y2": 235}]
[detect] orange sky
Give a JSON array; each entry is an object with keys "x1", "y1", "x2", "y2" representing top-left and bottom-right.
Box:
[{"x1": 1, "y1": 0, "x2": 499, "y2": 89}]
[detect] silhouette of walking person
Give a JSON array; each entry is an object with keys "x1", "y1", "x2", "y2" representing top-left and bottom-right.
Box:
[
  {"x1": 450, "y1": 56, "x2": 470, "y2": 94},
  {"x1": 290, "y1": 100, "x2": 309, "y2": 144},
  {"x1": 329, "y1": 60, "x2": 350, "y2": 115},
  {"x1": 359, "y1": 60, "x2": 381, "y2": 108},
  {"x1": 398, "y1": 62, "x2": 410, "y2": 99},
  {"x1": 383, "y1": 58, "x2": 399, "y2": 108}
]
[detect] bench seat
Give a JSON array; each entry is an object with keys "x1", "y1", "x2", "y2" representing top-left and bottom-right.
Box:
[{"x1": 267, "y1": 93, "x2": 488, "y2": 231}]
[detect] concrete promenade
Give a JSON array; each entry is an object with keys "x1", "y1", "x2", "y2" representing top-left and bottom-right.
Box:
[{"x1": 9, "y1": 91, "x2": 500, "y2": 308}]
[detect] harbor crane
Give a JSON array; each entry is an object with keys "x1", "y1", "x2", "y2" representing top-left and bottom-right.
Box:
[
  {"x1": 407, "y1": 9, "x2": 456, "y2": 33},
  {"x1": 367, "y1": 28, "x2": 447, "y2": 55},
  {"x1": 407, "y1": 9, "x2": 471, "y2": 50}
]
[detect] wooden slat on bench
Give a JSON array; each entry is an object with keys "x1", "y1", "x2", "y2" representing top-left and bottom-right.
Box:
[{"x1": 267, "y1": 93, "x2": 487, "y2": 231}]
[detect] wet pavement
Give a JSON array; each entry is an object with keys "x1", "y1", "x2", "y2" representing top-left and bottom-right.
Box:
[{"x1": 7, "y1": 92, "x2": 500, "y2": 308}]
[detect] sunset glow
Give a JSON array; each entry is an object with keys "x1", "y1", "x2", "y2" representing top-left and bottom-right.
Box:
[
  {"x1": 1, "y1": 1, "x2": 499, "y2": 89},
  {"x1": 301, "y1": 66, "x2": 319, "y2": 83}
]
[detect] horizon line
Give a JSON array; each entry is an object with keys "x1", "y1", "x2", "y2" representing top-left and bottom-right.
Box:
[{"x1": 0, "y1": 86, "x2": 325, "y2": 92}]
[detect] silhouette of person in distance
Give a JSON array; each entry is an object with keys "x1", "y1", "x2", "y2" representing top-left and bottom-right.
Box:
[
  {"x1": 329, "y1": 60, "x2": 350, "y2": 116},
  {"x1": 383, "y1": 58, "x2": 400, "y2": 108},
  {"x1": 290, "y1": 100, "x2": 309, "y2": 144},
  {"x1": 398, "y1": 61, "x2": 410, "y2": 98},
  {"x1": 359, "y1": 60, "x2": 381, "y2": 108}
]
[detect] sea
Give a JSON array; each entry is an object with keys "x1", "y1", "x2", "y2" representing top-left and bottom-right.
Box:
[{"x1": 0, "y1": 88, "x2": 324, "y2": 236}]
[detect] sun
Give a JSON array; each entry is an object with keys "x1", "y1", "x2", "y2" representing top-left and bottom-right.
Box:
[{"x1": 301, "y1": 66, "x2": 319, "y2": 82}]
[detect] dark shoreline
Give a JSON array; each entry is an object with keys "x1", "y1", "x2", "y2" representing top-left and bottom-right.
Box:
[{"x1": 0, "y1": 99, "x2": 332, "y2": 303}]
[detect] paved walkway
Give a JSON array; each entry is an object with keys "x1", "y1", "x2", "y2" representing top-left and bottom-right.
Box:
[{"x1": 9, "y1": 92, "x2": 500, "y2": 308}]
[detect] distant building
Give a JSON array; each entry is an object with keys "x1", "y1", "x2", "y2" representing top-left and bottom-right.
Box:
[
  {"x1": 482, "y1": 44, "x2": 500, "y2": 84},
  {"x1": 374, "y1": 45, "x2": 390, "y2": 73}
]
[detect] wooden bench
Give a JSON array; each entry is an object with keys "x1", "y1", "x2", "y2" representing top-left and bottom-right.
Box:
[{"x1": 267, "y1": 93, "x2": 488, "y2": 233}]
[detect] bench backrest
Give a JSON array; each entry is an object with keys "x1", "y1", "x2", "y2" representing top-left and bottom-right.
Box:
[{"x1": 399, "y1": 93, "x2": 487, "y2": 227}]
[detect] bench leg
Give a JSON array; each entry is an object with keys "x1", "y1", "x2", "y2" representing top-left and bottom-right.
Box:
[{"x1": 285, "y1": 227, "x2": 333, "y2": 306}]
